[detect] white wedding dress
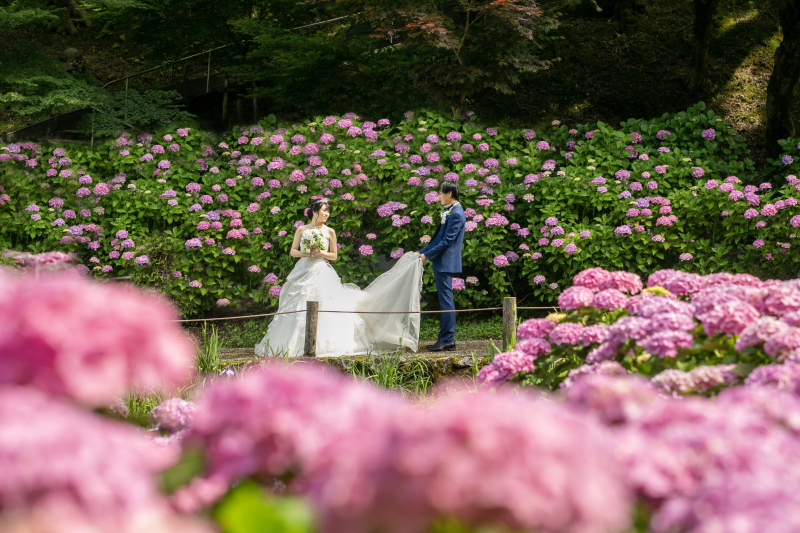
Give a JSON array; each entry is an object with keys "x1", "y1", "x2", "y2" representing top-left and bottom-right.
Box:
[{"x1": 255, "y1": 236, "x2": 424, "y2": 358}]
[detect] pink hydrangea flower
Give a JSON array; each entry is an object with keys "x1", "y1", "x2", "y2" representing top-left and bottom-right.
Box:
[
  {"x1": 477, "y1": 351, "x2": 538, "y2": 386},
  {"x1": 493, "y1": 255, "x2": 509, "y2": 267},
  {"x1": 549, "y1": 322, "x2": 585, "y2": 345},
  {"x1": 638, "y1": 331, "x2": 693, "y2": 358},
  {"x1": 0, "y1": 386, "x2": 204, "y2": 531},
  {"x1": 517, "y1": 319, "x2": 556, "y2": 340},
  {"x1": 592, "y1": 289, "x2": 628, "y2": 310},
  {"x1": 558, "y1": 286, "x2": 595, "y2": 310},
  {"x1": 573, "y1": 267, "x2": 611, "y2": 292},
  {"x1": 151, "y1": 397, "x2": 196, "y2": 433},
  {"x1": 0, "y1": 273, "x2": 194, "y2": 406},
  {"x1": 697, "y1": 300, "x2": 759, "y2": 336},
  {"x1": 580, "y1": 325, "x2": 609, "y2": 347},
  {"x1": 600, "y1": 271, "x2": 643, "y2": 294}
]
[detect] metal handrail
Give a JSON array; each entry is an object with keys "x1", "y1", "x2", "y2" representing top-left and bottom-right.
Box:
[
  {"x1": 102, "y1": 42, "x2": 241, "y2": 91},
  {"x1": 290, "y1": 12, "x2": 363, "y2": 31},
  {"x1": 101, "y1": 11, "x2": 364, "y2": 92},
  {"x1": 95, "y1": 11, "x2": 364, "y2": 144}
]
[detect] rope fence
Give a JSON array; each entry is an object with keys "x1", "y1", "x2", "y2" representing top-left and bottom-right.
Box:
[
  {"x1": 178, "y1": 298, "x2": 560, "y2": 355},
  {"x1": 176, "y1": 310, "x2": 305, "y2": 323},
  {"x1": 174, "y1": 305, "x2": 557, "y2": 322}
]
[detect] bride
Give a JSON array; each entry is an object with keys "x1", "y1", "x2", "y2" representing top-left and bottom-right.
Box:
[{"x1": 255, "y1": 198, "x2": 424, "y2": 358}]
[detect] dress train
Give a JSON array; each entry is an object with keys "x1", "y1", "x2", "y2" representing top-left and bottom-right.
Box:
[{"x1": 255, "y1": 252, "x2": 423, "y2": 358}]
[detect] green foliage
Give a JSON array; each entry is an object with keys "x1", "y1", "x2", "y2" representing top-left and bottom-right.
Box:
[
  {"x1": 238, "y1": 0, "x2": 561, "y2": 115},
  {"x1": 420, "y1": 315, "x2": 503, "y2": 341},
  {"x1": 161, "y1": 446, "x2": 205, "y2": 494},
  {"x1": 0, "y1": 42, "x2": 103, "y2": 117},
  {"x1": 0, "y1": 1, "x2": 59, "y2": 33},
  {"x1": 237, "y1": 25, "x2": 430, "y2": 119},
  {"x1": 196, "y1": 323, "x2": 224, "y2": 375},
  {"x1": 124, "y1": 389, "x2": 163, "y2": 427},
  {"x1": 394, "y1": 0, "x2": 562, "y2": 113},
  {"x1": 195, "y1": 317, "x2": 272, "y2": 348},
  {"x1": 4, "y1": 105, "x2": 800, "y2": 318},
  {"x1": 77, "y1": 89, "x2": 192, "y2": 138},
  {"x1": 213, "y1": 480, "x2": 315, "y2": 533},
  {"x1": 349, "y1": 352, "x2": 435, "y2": 395}
]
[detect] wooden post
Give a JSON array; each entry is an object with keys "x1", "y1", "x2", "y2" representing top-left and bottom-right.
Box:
[
  {"x1": 304, "y1": 300, "x2": 319, "y2": 357},
  {"x1": 502, "y1": 297, "x2": 517, "y2": 352}
]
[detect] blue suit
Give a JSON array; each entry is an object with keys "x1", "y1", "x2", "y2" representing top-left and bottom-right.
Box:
[{"x1": 419, "y1": 203, "x2": 466, "y2": 344}]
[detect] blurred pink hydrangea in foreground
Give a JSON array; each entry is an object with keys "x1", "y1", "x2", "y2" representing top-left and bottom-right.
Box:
[
  {"x1": 0, "y1": 272, "x2": 195, "y2": 406},
  {"x1": 181, "y1": 364, "x2": 632, "y2": 533},
  {"x1": 0, "y1": 386, "x2": 211, "y2": 533}
]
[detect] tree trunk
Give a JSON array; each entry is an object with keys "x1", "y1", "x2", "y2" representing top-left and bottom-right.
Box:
[
  {"x1": 765, "y1": 0, "x2": 800, "y2": 161},
  {"x1": 687, "y1": 0, "x2": 722, "y2": 94},
  {"x1": 222, "y1": 78, "x2": 228, "y2": 124},
  {"x1": 49, "y1": 0, "x2": 91, "y2": 35},
  {"x1": 252, "y1": 82, "x2": 257, "y2": 123},
  {"x1": 614, "y1": 0, "x2": 636, "y2": 32}
]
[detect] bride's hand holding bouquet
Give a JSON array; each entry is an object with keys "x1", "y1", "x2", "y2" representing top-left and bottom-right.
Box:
[{"x1": 300, "y1": 229, "x2": 325, "y2": 256}]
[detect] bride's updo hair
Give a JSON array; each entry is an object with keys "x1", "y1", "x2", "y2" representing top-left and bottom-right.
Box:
[{"x1": 309, "y1": 198, "x2": 331, "y2": 219}]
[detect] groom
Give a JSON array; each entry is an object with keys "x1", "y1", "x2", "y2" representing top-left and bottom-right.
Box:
[{"x1": 419, "y1": 182, "x2": 466, "y2": 352}]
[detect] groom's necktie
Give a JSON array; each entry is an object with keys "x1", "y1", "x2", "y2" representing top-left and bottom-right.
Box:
[{"x1": 440, "y1": 202, "x2": 459, "y2": 225}]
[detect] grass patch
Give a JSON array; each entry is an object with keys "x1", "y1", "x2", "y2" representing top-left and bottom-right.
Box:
[
  {"x1": 196, "y1": 323, "x2": 224, "y2": 375},
  {"x1": 183, "y1": 317, "x2": 273, "y2": 350},
  {"x1": 348, "y1": 351, "x2": 437, "y2": 397},
  {"x1": 125, "y1": 390, "x2": 164, "y2": 428},
  {"x1": 420, "y1": 315, "x2": 504, "y2": 341},
  {"x1": 419, "y1": 309, "x2": 552, "y2": 342}
]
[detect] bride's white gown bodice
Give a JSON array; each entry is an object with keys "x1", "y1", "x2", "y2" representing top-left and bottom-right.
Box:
[{"x1": 255, "y1": 237, "x2": 423, "y2": 358}]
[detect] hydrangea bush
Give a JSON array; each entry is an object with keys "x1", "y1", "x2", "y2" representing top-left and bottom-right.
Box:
[
  {"x1": 3, "y1": 103, "x2": 800, "y2": 315},
  {"x1": 478, "y1": 266, "x2": 800, "y2": 393},
  {"x1": 5, "y1": 269, "x2": 800, "y2": 532}
]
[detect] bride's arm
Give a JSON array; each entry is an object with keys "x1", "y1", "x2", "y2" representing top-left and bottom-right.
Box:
[
  {"x1": 289, "y1": 227, "x2": 310, "y2": 258},
  {"x1": 317, "y1": 229, "x2": 338, "y2": 261}
]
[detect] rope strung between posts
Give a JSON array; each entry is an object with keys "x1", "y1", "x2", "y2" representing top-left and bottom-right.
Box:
[
  {"x1": 317, "y1": 306, "x2": 558, "y2": 314},
  {"x1": 317, "y1": 307, "x2": 503, "y2": 314},
  {"x1": 173, "y1": 306, "x2": 558, "y2": 323},
  {"x1": 175, "y1": 310, "x2": 305, "y2": 323}
]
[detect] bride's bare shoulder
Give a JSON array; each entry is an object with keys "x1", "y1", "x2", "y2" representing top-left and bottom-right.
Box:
[{"x1": 323, "y1": 225, "x2": 336, "y2": 237}]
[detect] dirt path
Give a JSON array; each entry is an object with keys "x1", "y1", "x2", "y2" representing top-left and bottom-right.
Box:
[{"x1": 219, "y1": 340, "x2": 496, "y2": 361}]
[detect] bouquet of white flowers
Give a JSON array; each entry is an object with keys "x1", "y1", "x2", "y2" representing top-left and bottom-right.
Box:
[{"x1": 300, "y1": 228, "x2": 325, "y2": 254}]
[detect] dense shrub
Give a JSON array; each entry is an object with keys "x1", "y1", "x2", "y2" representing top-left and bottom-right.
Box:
[
  {"x1": 2, "y1": 103, "x2": 800, "y2": 315},
  {"x1": 6, "y1": 265, "x2": 800, "y2": 533},
  {"x1": 479, "y1": 266, "x2": 800, "y2": 394}
]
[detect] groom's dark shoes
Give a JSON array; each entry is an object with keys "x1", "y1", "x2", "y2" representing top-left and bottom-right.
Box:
[{"x1": 426, "y1": 341, "x2": 456, "y2": 352}]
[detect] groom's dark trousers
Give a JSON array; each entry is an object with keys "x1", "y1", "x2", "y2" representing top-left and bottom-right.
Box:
[
  {"x1": 419, "y1": 204, "x2": 466, "y2": 344},
  {"x1": 433, "y1": 271, "x2": 456, "y2": 343}
]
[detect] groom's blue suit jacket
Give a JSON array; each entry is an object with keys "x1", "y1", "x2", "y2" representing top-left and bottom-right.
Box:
[{"x1": 419, "y1": 204, "x2": 466, "y2": 273}]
